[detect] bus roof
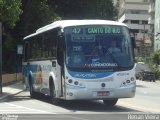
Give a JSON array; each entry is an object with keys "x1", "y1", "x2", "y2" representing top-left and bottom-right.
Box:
[{"x1": 24, "y1": 20, "x2": 127, "y2": 40}]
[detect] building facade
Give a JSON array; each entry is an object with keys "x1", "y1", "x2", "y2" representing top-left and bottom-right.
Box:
[
  {"x1": 148, "y1": 0, "x2": 155, "y2": 50},
  {"x1": 116, "y1": 0, "x2": 151, "y2": 56},
  {"x1": 154, "y1": 0, "x2": 160, "y2": 51}
]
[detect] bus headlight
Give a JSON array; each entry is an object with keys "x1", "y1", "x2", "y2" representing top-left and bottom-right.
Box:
[
  {"x1": 74, "y1": 81, "x2": 79, "y2": 85},
  {"x1": 66, "y1": 78, "x2": 85, "y2": 88},
  {"x1": 68, "y1": 79, "x2": 73, "y2": 83},
  {"x1": 126, "y1": 80, "x2": 130, "y2": 83},
  {"x1": 120, "y1": 78, "x2": 135, "y2": 87}
]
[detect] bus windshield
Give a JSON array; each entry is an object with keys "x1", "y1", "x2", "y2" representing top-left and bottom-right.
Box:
[{"x1": 64, "y1": 25, "x2": 134, "y2": 71}]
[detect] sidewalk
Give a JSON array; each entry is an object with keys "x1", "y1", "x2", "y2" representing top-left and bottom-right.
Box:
[
  {"x1": 0, "y1": 81, "x2": 25, "y2": 101},
  {"x1": 156, "y1": 80, "x2": 160, "y2": 85}
]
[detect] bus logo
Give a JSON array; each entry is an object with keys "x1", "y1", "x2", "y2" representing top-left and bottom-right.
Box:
[{"x1": 75, "y1": 73, "x2": 96, "y2": 78}]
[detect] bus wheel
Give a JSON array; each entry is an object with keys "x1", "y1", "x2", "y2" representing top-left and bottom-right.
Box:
[
  {"x1": 50, "y1": 80, "x2": 60, "y2": 104},
  {"x1": 103, "y1": 99, "x2": 118, "y2": 107}
]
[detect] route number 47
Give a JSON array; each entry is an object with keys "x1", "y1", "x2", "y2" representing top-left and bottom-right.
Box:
[{"x1": 72, "y1": 28, "x2": 81, "y2": 34}]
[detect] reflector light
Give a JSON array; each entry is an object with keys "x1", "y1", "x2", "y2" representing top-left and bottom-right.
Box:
[
  {"x1": 68, "y1": 79, "x2": 73, "y2": 83},
  {"x1": 126, "y1": 80, "x2": 130, "y2": 83},
  {"x1": 74, "y1": 81, "x2": 79, "y2": 85}
]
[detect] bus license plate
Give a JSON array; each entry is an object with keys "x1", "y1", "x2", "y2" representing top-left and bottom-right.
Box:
[{"x1": 97, "y1": 91, "x2": 110, "y2": 96}]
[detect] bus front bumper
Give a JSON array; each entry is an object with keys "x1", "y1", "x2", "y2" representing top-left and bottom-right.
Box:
[{"x1": 65, "y1": 84, "x2": 136, "y2": 100}]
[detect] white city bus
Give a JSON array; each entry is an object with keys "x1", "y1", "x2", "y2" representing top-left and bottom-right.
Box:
[{"x1": 23, "y1": 20, "x2": 136, "y2": 106}]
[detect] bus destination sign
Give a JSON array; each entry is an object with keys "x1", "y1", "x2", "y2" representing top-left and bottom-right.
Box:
[
  {"x1": 86, "y1": 27, "x2": 121, "y2": 34},
  {"x1": 72, "y1": 27, "x2": 122, "y2": 34}
]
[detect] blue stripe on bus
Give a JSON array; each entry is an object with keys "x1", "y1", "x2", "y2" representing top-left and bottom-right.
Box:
[
  {"x1": 68, "y1": 70, "x2": 113, "y2": 79},
  {"x1": 23, "y1": 65, "x2": 38, "y2": 76},
  {"x1": 23, "y1": 64, "x2": 38, "y2": 84}
]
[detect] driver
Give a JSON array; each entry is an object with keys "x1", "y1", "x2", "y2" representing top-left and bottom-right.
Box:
[{"x1": 108, "y1": 40, "x2": 121, "y2": 53}]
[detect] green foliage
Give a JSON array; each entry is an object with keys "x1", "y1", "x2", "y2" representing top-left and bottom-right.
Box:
[
  {"x1": 48, "y1": 0, "x2": 117, "y2": 20},
  {"x1": 4, "y1": 34, "x2": 16, "y2": 51},
  {"x1": 150, "y1": 49, "x2": 160, "y2": 64},
  {"x1": 0, "y1": 0, "x2": 22, "y2": 73},
  {"x1": 135, "y1": 57, "x2": 143, "y2": 63},
  {"x1": 149, "y1": 49, "x2": 160, "y2": 79},
  {"x1": 151, "y1": 64, "x2": 160, "y2": 79},
  {"x1": 95, "y1": 0, "x2": 117, "y2": 19},
  {"x1": 1, "y1": 0, "x2": 118, "y2": 73},
  {"x1": 0, "y1": 0, "x2": 22, "y2": 28},
  {"x1": 23, "y1": 0, "x2": 60, "y2": 35},
  {"x1": 22, "y1": 0, "x2": 117, "y2": 35}
]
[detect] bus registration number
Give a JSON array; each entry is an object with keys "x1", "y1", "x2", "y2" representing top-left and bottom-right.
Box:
[{"x1": 97, "y1": 91, "x2": 110, "y2": 96}]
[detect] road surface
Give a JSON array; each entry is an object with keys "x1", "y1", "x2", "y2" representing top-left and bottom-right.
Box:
[{"x1": 0, "y1": 80, "x2": 160, "y2": 120}]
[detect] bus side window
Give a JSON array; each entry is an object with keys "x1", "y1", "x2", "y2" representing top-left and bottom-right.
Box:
[
  {"x1": 43, "y1": 29, "x2": 57, "y2": 58},
  {"x1": 31, "y1": 39, "x2": 37, "y2": 59},
  {"x1": 43, "y1": 35, "x2": 49, "y2": 58},
  {"x1": 37, "y1": 35, "x2": 43, "y2": 58},
  {"x1": 51, "y1": 31, "x2": 57, "y2": 58}
]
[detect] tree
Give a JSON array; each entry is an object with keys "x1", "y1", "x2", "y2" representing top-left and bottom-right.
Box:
[
  {"x1": 0, "y1": 0, "x2": 22, "y2": 73},
  {"x1": 88, "y1": 0, "x2": 117, "y2": 19},
  {"x1": 48, "y1": 0, "x2": 117, "y2": 20},
  {"x1": 1, "y1": 0, "x2": 118, "y2": 73},
  {"x1": 135, "y1": 56, "x2": 143, "y2": 63},
  {"x1": 22, "y1": 0, "x2": 60, "y2": 35},
  {"x1": 150, "y1": 50, "x2": 160, "y2": 79},
  {"x1": 151, "y1": 49, "x2": 160, "y2": 65},
  {"x1": 20, "y1": 0, "x2": 117, "y2": 35},
  {"x1": 0, "y1": 0, "x2": 22, "y2": 28}
]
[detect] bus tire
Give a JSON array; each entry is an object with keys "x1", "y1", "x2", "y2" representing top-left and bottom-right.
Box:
[
  {"x1": 49, "y1": 78, "x2": 60, "y2": 104},
  {"x1": 103, "y1": 99, "x2": 118, "y2": 107},
  {"x1": 29, "y1": 76, "x2": 37, "y2": 98}
]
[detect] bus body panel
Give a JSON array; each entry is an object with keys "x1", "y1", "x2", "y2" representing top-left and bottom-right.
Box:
[
  {"x1": 64, "y1": 66, "x2": 136, "y2": 100},
  {"x1": 65, "y1": 85, "x2": 135, "y2": 100},
  {"x1": 23, "y1": 60, "x2": 136, "y2": 100},
  {"x1": 23, "y1": 60, "x2": 62, "y2": 96}
]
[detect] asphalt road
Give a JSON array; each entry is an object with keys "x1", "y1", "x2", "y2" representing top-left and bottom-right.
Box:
[{"x1": 0, "y1": 80, "x2": 160, "y2": 120}]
